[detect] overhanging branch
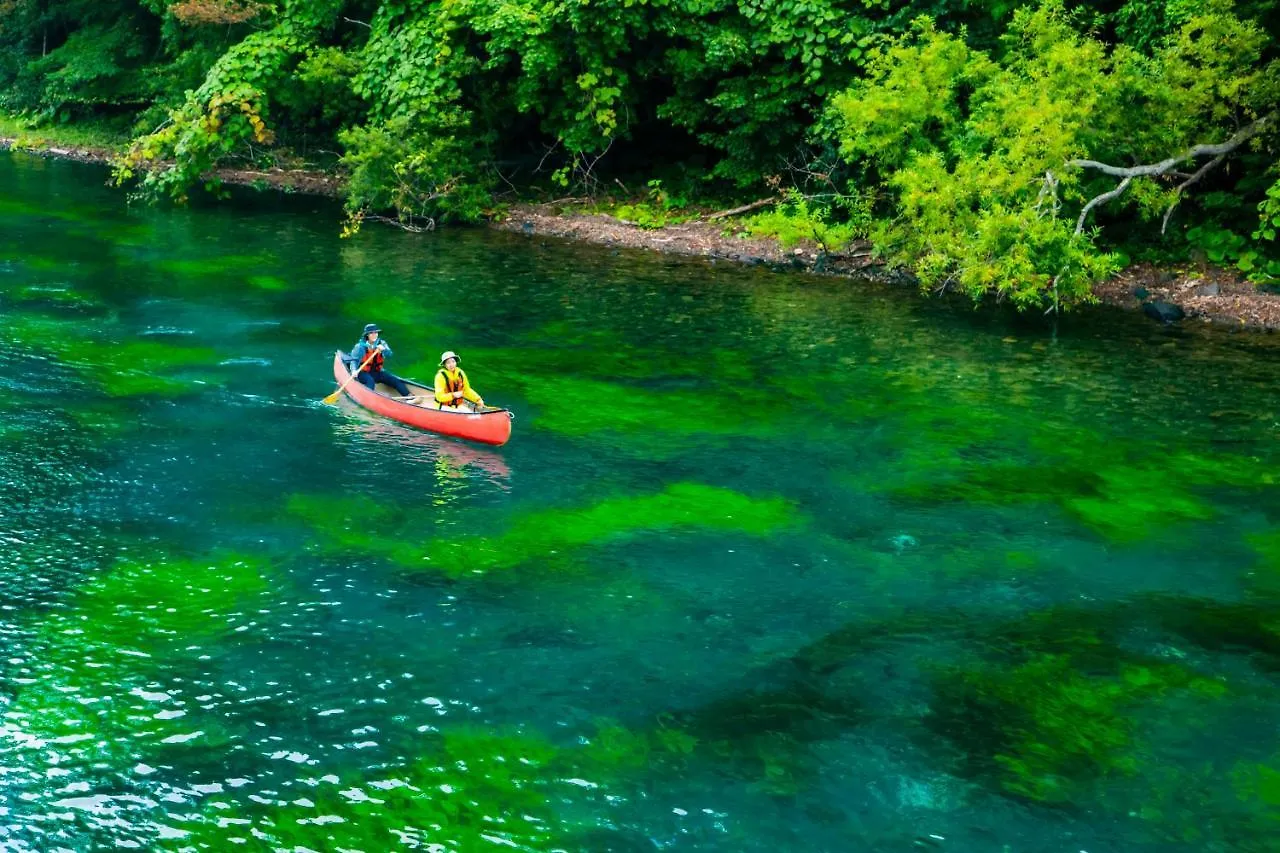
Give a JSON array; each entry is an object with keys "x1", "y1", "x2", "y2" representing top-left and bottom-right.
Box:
[
  {"x1": 1069, "y1": 111, "x2": 1276, "y2": 235},
  {"x1": 1160, "y1": 151, "x2": 1227, "y2": 234},
  {"x1": 706, "y1": 197, "x2": 777, "y2": 220},
  {"x1": 1075, "y1": 176, "x2": 1131, "y2": 235}
]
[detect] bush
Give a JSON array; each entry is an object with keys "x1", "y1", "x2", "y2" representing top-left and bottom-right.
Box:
[{"x1": 338, "y1": 115, "x2": 492, "y2": 234}]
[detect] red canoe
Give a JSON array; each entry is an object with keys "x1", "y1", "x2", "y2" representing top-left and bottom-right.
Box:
[{"x1": 331, "y1": 351, "x2": 513, "y2": 447}]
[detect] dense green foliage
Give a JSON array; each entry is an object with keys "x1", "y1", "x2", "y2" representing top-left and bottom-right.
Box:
[
  {"x1": 828, "y1": 1, "x2": 1280, "y2": 306},
  {"x1": 2, "y1": 0, "x2": 1278, "y2": 307}
]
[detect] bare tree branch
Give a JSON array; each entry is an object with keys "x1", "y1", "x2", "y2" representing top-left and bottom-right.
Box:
[
  {"x1": 492, "y1": 164, "x2": 519, "y2": 196},
  {"x1": 1069, "y1": 111, "x2": 1276, "y2": 235},
  {"x1": 1035, "y1": 169, "x2": 1059, "y2": 219},
  {"x1": 1044, "y1": 269, "x2": 1066, "y2": 316},
  {"x1": 1075, "y1": 176, "x2": 1132, "y2": 235},
  {"x1": 1161, "y1": 151, "x2": 1227, "y2": 234},
  {"x1": 706, "y1": 197, "x2": 778, "y2": 220},
  {"x1": 1069, "y1": 112, "x2": 1275, "y2": 178},
  {"x1": 571, "y1": 137, "x2": 613, "y2": 199},
  {"x1": 365, "y1": 214, "x2": 434, "y2": 233},
  {"x1": 534, "y1": 139, "x2": 562, "y2": 174},
  {"x1": 342, "y1": 16, "x2": 371, "y2": 29}
]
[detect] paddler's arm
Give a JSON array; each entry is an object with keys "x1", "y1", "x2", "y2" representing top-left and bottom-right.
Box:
[
  {"x1": 350, "y1": 341, "x2": 369, "y2": 367},
  {"x1": 460, "y1": 370, "x2": 483, "y2": 405}
]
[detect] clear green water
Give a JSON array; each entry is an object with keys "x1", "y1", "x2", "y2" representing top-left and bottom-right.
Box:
[{"x1": 2, "y1": 153, "x2": 1280, "y2": 852}]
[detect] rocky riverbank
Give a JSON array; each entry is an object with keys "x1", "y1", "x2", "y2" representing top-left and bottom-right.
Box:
[
  {"x1": 4, "y1": 136, "x2": 1276, "y2": 331},
  {"x1": 0, "y1": 137, "x2": 343, "y2": 197},
  {"x1": 494, "y1": 203, "x2": 1280, "y2": 332}
]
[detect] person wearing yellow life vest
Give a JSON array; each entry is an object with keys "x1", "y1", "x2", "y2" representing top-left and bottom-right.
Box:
[{"x1": 434, "y1": 351, "x2": 484, "y2": 411}]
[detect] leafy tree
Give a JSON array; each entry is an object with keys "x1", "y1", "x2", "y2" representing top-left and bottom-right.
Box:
[
  {"x1": 826, "y1": 0, "x2": 1280, "y2": 310},
  {"x1": 0, "y1": 0, "x2": 165, "y2": 118},
  {"x1": 114, "y1": 0, "x2": 345, "y2": 201},
  {"x1": 2, "y1": 0, "x2": 1277, "y2": 303}
]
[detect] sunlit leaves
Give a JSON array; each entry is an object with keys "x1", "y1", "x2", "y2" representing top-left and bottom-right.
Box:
[{"x1": 825, "y1": 0, "x2": 1279, "y2": 309}]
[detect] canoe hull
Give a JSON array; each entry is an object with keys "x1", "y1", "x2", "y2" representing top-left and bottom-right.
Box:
[{"x1": 331, "y1": 351, "x2": 512, "y2": 447}]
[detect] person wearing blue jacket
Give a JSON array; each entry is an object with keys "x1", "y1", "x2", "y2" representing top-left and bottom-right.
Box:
[{"x1": 350, "y1": 323, "x2": 413, "y2": 398}]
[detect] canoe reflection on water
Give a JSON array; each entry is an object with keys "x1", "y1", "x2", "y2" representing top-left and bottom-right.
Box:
[{"x1": 332, "y1": 396, "x2": 512, "y2": 487}]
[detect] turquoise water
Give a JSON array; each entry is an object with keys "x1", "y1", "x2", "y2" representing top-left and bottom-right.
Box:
[{"x1": 2, "y1": 152, "x2": 1280, "y2": 851}]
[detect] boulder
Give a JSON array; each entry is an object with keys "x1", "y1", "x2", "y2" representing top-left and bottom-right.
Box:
[
  {"x1": 1142, "y1": 300, "x2": 1186, "y2": 324},
  {"x1": 1194, "y1": 282, "x2": 1221, "y2": 297}
]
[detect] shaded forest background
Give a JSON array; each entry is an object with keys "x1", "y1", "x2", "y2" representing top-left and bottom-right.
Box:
[{"x1": 1, "y1": 0, "x2": 1278, "y2": 308}]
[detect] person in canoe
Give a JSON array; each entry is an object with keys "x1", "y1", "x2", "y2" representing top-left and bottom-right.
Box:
[
  {"x1": 434, "y1": 350, "x2": 485, "y2": 411},
  {"x1": 351, "y1": 323, "x2": 416, "y2": 400}
]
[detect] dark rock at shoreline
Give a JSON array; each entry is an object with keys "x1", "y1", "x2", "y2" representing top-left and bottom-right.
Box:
[
  {"x1": 1133, "y1": 286, "x2": 1150, "y2": 300},
  {"x1": 1143, "y1": 300, "x2": 1186, "y2": 324}
]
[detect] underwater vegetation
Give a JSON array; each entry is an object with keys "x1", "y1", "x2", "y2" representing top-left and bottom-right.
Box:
[
  {"x1": 2, "y1": 552, "x2": 275, "y2": 771},
  {"x1": 869, "y1": 397, "x2": 1271, "y2": 544},
  {"x1": 286, "y1": 482, "x2": 801, "y2": 577},
  {"x1": 1250, "y1": 531, "x2": 1280, "y2": 597},
  {"x1": 66, "y1": 339, "x2": 221, "y2": 397},
  {"x1": 398, "y1": 343, "x2": 783, "y2": 448},
  {"x1": 2, "y1": 311, "x2": 219, "y2": 397},
  {"x1": 4, "y1": 153, "x2": 1280, "y2": 853},
  {"x1": 720, "y1": 596, "x2": 1280, "y2": 842},
  {"x1": 171, "y1": 726, "x2": 582, "y2": 850},
  {"x1": 169, "y1": 720, "x2": 707, "y2": 851},
  {"x1": 155, "y1": 254, "x2": 276, "y2": 279},
  {"x1": 927, "y1": 650, "x2": 1228, "y2": 804}
]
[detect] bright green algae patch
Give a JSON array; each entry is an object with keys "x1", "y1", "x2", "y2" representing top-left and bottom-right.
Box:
[
  {"x1": 73, "y1": 340, "x2": 220, "y2": 397},
  {"x1": 171, "y1": 719, "x2": 710, "y2": 850},
  {"x1": 867, "y1": 396, "x2": 1271, "y2": 544},
  {"x1": 773, "y1": 600, "x2": 1271, "y2": 834},
  {"x1": 2, "y1": 553, "x2": 273, "y2": 766},
  {"x1": 1252, "y1": 530, "x2": 1280, "y2": 586},
  {"x1": 155, "y1": 253, "x2": 274, "y2": 277},
  {"x1": 2, "y1": 311, "x2": 219, "y2": 396},
  {"x1": 930, "y1": 651, "x2": 1228, "y2": 804},
  {"x1": 174, "y1": 727, "x2": 579, "y2": 850},
  {"x1": 399, "y1": 344, "x2": 789, "y2": 445},
  {"x1": 516, "y1": 377, "x2": 767, "y2": 439},
  {"x1": 287, "y1": 482, "x2": 801, "y2": 575},
  {"x1": 1231, "y1": 757, "x2": 1280, "y2": 850}
]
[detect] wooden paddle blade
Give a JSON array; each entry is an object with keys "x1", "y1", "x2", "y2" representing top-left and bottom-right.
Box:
[{"x1": 326, "y1": 349, "x2": 379, "y2": 404}]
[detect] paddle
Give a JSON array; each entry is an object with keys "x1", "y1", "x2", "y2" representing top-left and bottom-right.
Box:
[{"x1": 324, "y1": 347, "x2": 380, "y2": 404}]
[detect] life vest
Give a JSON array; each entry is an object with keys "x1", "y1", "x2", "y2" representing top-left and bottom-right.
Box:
[
  {"x1": 438, "y1": 368, "x2": 466, "y2": 406},
  {"x1": 358, "y1": 343, "x2": 384, "y2": 373}
]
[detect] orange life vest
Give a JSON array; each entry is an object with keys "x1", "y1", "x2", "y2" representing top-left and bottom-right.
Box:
[
  {"x1": 358, "y1": 343, "x2": 384, "y2": 373},
  {"x1": 438, "y1": 368, "x2": 465, "y2": 406}
]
